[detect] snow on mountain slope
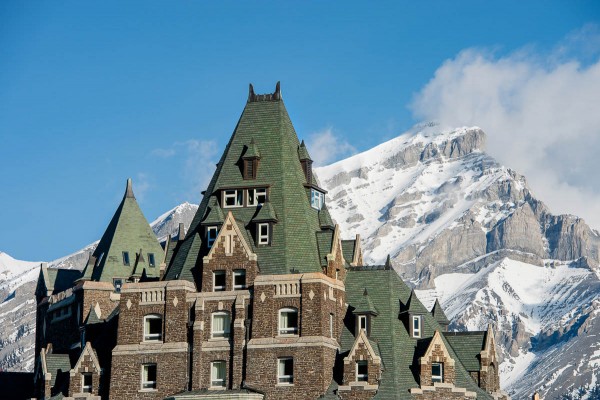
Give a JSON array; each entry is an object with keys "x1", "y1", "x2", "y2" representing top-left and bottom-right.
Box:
[
  {"x1": 0, "y1": 201, "x2": 197, "y2": 372},
  {"x1": 316, "y1": 125, "x2": 600, "y2": 398}
]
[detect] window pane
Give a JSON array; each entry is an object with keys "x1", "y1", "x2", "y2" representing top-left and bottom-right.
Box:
[
  {"x1": 256, "y1": 188, "x2": 267, "y2": 204},
  {"x1": 279, "y1": 309, "x2": 298, "y2": 335},
  {"x1": 247, "y1": 189, "x2": 255, "y2": 206},
  {"x1": 123, "y1": 251, "x2": 130, "y2": 265},
  {"x1": 214, "y1": 271, "x2": 226, "y2": 291},
  {"x1": 233, "y1": 270, "x2": 246, "y2": 289},
  {"x1": 432, "y1": 363, "x2": 443, "y2": 383},
  {"x1": 148, "y1": 253, "x2": 155, "y2": 267},
  {"x1": 278, "y1": 358, "x2": 293, "y2": 384},
  {"x1": 357, "y1": 361, "x2": 368, "y2": 381}
]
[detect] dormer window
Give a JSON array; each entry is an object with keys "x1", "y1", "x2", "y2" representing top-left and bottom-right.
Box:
[
  {"x1": 122, "y1": 251, "x2": 130, "y2": 266},
  {"x1": 244, "y1": 159, "x2": 258, "y2": 180},
  {"x1": 412, "y1": 315, "x2": 422, "y2": 338},
  {"x1": 246, "y1": 188, "x2": 267, "y2": 206},
  {"x1": 257, "y1": 223, "x2": 271, "y2": 246},
  {"x1": 207, "y1": 226, "x2": 219, "y2": 248},
  {"x1": 357, "y1": 315, "x2": 368, "y2": 333},
  {"x1": 148, "y1": 253, "x2": 156, "y2": 267},
  {"x1": 223, "y1": 189, "x2": 243, "y2": 208},
  {"x1": 431, "y1": 362, "x2": 443, "y2": 383},
  {"x1": 311, "y1": 189, "x2": 325, "y2": 210},
  {"x1": 356, "y1": 361, "x2": 368, "y2": 382}
]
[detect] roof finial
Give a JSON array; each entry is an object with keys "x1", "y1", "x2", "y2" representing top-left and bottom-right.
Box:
[
  {"x1": 248, "y1": 83, "x2": 256, "y2": 102},
  {"x1": 385, "y1": 254, "x2": 391, "y2": 270},
  {"x1": 363, "y1": 288, "x2": 368, "y2": 296},
  {"x1": 274, "y1": 81, "x2": 281, "y2": 100},
  {"x1": 125, "y1": 178, "x2": 135, "y2": 199}
]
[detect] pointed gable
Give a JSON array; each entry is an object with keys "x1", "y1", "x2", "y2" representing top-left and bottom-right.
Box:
[
  {"x1": 204, "y1": 212, "x2": 257, "y2": 263},
  {"x1": 86, "y1": 179, "x2": 163, "y2": 282},
  {"x1": 431, "y1": 298, "x2": 450, "y2": 326}
]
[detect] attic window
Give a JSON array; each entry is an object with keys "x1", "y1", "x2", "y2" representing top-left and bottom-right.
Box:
[
  {"x1": 311, "y1": 189, "x2": 325, "y2": 210},
  {"x1": 148, "y1": 253, "x2": 156, "y2": 267},
  {"x1": 82, "y1": 373, "x2": 92, "y2": 393},
  {"x1": 246, "y1": 188, "x2": 267, "y2": 206},
  {"x1": 244, "y1": 159, "x2": 258, "y2": 180},
  {"x1": 233, "y1": 269, "x2": 246, "y2": 290},
  {"x1": 122, "y1": 251, "x2": 130, "y2": 266},
  {"x1": 213, "y1": 271, "x2": 226, "y2": 291},
  {"x1": 356, "y1": 361, "x2": 368, "y2": 382},
  {"x1": 358, "y1": 315, "x2": 368, "y2": 332},
  {"x1": 223, "y1": 189, "x2": 243, "y2": 208},
  {"x1": 412, "y1": 315, "x2": 422, "y2": 338},
  {"x1": 207, "y1": 226, "x2": 219, "y2": 248},
  {"x1": 431, "y1": 362, "x2": 443, "y2": 383},
  {"x1": 257, "y1": 223, "x2": 271, "y2": 246}
]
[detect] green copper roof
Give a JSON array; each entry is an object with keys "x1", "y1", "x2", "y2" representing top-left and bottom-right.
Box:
[
  {"x1": 243, "y1": 138, "x2": 261, "y2": 159},
  {"x1": 431, "y1": 298, "x2": 450, "y2": 325},
  {"x1": 201, "y1": 197, "x2": 225, "y2": 225},
  {"x1": 298, "y1": 140, "x2": 312, "y2": 161},
  {"x1": 352, "y1": 288, "x2": 379, "y2": 315},
  {"x1": 443, "y1": 331, "x2": 486, "y2": 372},
  {"x1": 339, "y1": 268, "x2": 493, "y2": 399},
  {"x1": 86, "y1": 179, "x2": 163, "y2": 282},
  {"x1": 405, "y1": 289, "x2": 430, "y2": 314},
  {"x1": 167, "y1": 83, "x2": 331, "y2": 282},
  {"x1": 318, "y1": 204, "x2": 335, "y2": 229},
  {"x1": 252, "y1": 201, "x2": 278, "y2": 222},
  {"x1": 341, "y1": 240, "x2": 356, "y2": 263}
]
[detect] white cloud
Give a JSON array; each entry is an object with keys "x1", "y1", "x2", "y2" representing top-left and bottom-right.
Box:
[
  {"x1": 134, "y1": 172, "x2": 151, "y2": 202},
  {"x1": 181, "y1": 139, "x2": 218, "y2": 200},
  {"x1": 306, "y1": 127, "x2": 356, "y2": 167},
  {"x1": 410, "y1": 26, "x2": 600, "y2": 229}
]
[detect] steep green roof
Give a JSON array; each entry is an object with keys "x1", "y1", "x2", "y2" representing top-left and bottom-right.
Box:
[
  {"x1": 341, "y1": 240, "x2": 356, "y2": 263},
  {"x1": 431, "y1": 298, "x2": 450, "y2": 326},
  {"x1": 167, "y1": 83, "x2": 332, "y2": 282},
  {"x1": 352, "y1": 288, "x2": 379, "y2": 315},
  {"x1": 243, "y1": 138, "x2": 261, "y2": 159},
  {"x1": 404, "y1": 289, "x2": 430, "y2": 314},
  {"x1": 84, "y1": 179, "x2": 163, "y2": 282},
  {"x1": 201, "y1": 197, "x2": 225, "y2": 225},
  {"x1": 443, "y1": 331, "x2": 486, "y2": 372},
  {"x1": 252, "y1": 201, "x2": 278, "y2": 222},
  {"x1": 339, "y1": 268, "x2": 493, "y2": 399},
  {"x1": 298, "y1": 140, "x2": 312, "y2": 161}
]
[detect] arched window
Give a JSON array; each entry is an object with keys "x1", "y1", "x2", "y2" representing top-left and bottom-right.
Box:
[
  {"x1": 143, "y1": 314, "x2": 162, "y2": 341},
  {"x1": 211, "y1": 312, "x2": 231, "y2": 339},
  {"x1": 278, "y1": 307, "x2": 298, "y2": 335}
]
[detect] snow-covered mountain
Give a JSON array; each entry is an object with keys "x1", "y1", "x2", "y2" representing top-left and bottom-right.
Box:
[
  {"x1": 0, "y1": 202, "x2": 197, "y2": 372},
  {"x1": 316, "y1": 125, "x2": 600, "y2": 399}
]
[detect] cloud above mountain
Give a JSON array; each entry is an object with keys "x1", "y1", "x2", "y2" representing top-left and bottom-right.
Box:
[{"x1": 411, "y1": 25, "x2": 600, "y2": 229}]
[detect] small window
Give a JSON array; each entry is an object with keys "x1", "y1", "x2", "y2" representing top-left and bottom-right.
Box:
[
  {"x1": 113, "y1": 278, "x2": 123, "y2": 293},
  {"x1": 244, "y1": 159, "x2": 258, "y2": 180},
  {"x1": 144, "y1": 314, "x2": 162, "y2": 341},
  {"x1": 233, "y1": 269, "x2": 246, "y2": 290},
  {"x1": 258, "y1": 223, "x2": 270, "y2": 245},
  {"x1": 213, "y1": 271, "x2": 226, "y2": 291},
  {"x1": 431, "y1": 362, "x2": 443, "y2": 383},
  {"x1": 223, "y1": 189, "x2": 243, "y2": 208},
  {"x1": 311, "y1": 189, "x2": 325, "y2": 210},
  {"x1": 256, "y1": 188, "x2": 267, "y2": 204},
  {"x1": 329, "y1": 313, "x2": 334, "y2": 338},
  {"x1": 356, "y1": 360, "x2": 368, "y2": 382},
  {"x1": 246, "y1": 188, "x2": 267, "y2": 206},
  {"x1": 207, "y1": 226, "x2": 219, "y2": 248},
  {"x1": 277, "y1": 357, "x2": 293, "y2": 384},
  {"x1": 412, "y1": 315, "x2": 421, "y2": 338},
  {"x1": 141, "y1": 364, "x2": 157, "y2": 390},
  {"x1": 211, "y1": 312, "x2": 231, "y2": 338},
  {"x1": 211, "y1": 361, "x2": 226, "y2": 387},
  {"x1": 358, "y1": 315, "x2": 368, "y2": 332},
  {"x1": 123, "y1": 251, "x2": 130, "y2": 266},
  {"x1": 82, "y1": 373, "x2": 93, "y2": 393},
  {"x1": 279, "y1": 308, "x2": 298, "y2": 335},
  {"x1": 148, "y1": 253, "x2": 155, "y2": 267}
]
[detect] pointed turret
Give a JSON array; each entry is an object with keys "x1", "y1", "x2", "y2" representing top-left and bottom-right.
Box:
[
  {"x1": 352, "y1": 288, "x2": 379, "y2": 316},
  {"x1": 167, "y1": 82, "x2": 332, "y2": 282},
  {"x1": 84, "y1": 179, "x2": 163, "y2": 283},
  {"x1": 430, "y1": 298, "x2": 450, "y2": 330}
]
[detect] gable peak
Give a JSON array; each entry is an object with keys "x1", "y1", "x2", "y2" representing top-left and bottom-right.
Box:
[{"x1": 125, "y1": 178, "x2": 135, "y2": 199}]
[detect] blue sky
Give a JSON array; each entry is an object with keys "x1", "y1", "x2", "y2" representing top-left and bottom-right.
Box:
[{"x1": 1, "y1": 1, "x2": 599, "y2": 261}]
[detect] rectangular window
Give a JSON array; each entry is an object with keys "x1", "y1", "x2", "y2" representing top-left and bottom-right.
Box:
[
  {"x1": 412, "y1": 316, "x2": 421, "y2": 338},
  {"x1": 277, "y1": 358, "x2": 293, "y2": 384},
  {"x1": 113, "y1": 278, "x2": 123, "y2": 293},
  {"x1": 330, "y1": 313, "x2": 334, "y2": 338},
  {"x1": 246, "y1": 188, "x2": 267, "y2": 206},
  {"x1": 311, "y1": 189, "x2": 325, "y2": 210},
  {"x1": 223, "y1": 189, "x2": 243, "y2": 208},
  {"x1": 144, "y1": 315, "x2": 162, "y2": 341},
  {"x1": 148, "y1": 253, "x2": 156, "y2": 267},
  {"x1": 431, "y1": 362, "x2": 443, "y2": 383},
  {"x1": 258, "y1": 223, "x2": 270, "y2": 245},
  {"x1": 122, "y1": 251, "x2": 130, "y2": 266},
  {"x1": 233, "y1": 269, "x2": 247, "y2": 290},
  {"x1": 279, "y1": 308, "x2": 299, "y2": 335},
  {"x1": 211, "y1": 361, "x2": 226, "y2": 387},
  {"x1": 356, "y1": 361, "x2": 368, "y2": 382},
  {"x1": 211, "y1": 312, "x2": 231, "y2": 338},
  {"x1": 82, "y1": 373, "x2": 92, "y2": 393},
  {"x1": 213, "y1": 271, "x2": 226, "y2": 291},
  {"x1": 244, "y1": 159, "x2": 255, "y2": 180},
  {"x1": 207, "y1": 226, "x2": 218, "y2": 248},
  {"x1": 141, "y1": 364, "x2": 157, "y2": 390},
  {"x1": 358, "y1": 315, "x2": 368, "y2": 332}
]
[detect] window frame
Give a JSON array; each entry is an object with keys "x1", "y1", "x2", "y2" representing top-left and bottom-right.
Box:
[
  {"x1": 141, "y1": 363, "x2": 157, "y2": 390},
  {"x1": 310, "y1": 189, "x2": 325, "y2": 210},
  {"x1": 113, "y1": 278, "x2": 123, "y2": 293},
  {"x1": 211, "y1": 312, "x2": 231, "y2": 339},
  {"x1": 148, "y1": 253, "x2": 156, "y2": 267},
  {"x1": 412, "y1": 315, "x2": 422, "y2": 338},
  {"x1": 431, "y1": 362, "x2": 443, "y2": 383},
  {"x1": 278, "y1": 307, "x2": 299, "y2": 336},
  {"x1": 82, "y1": 372, "x2": 93, "y2": 393},
  {"x1": 329, "y1": 313, "x2": 334, "y2": 338},
  {"x1": 277, "y1": 357, "x2": 294, "y2": 385},
  {"x1": 233, "y1": 269, "x2": 247, "y2": 290},
  {"x1": 122, "y1": 251, "x2": 130, "y2": 266},
  {"x1": 143, "y1": 314, "x2": 163, "y2": 342},
  {"x1": 223, "y1": 189, "x2": 243, "y2": 208},
  {"x1": 207, "y1": 226, "x2": 219, "y2": 249},
  {"x1": 243, "y1": 159, "x2": 258, "y2": 180},
  {"x1": 257, "y1": 222, "x2": 270, "y2": 246},
  {"x1": 358, "y1": 315, "x2": 368, "y2": 332},
  {"x1": 210, "y1": 360, "x2": 226, "y2": 388},
  {"x1": 213, "y1": 270, "x2": 226, "y2": 292},
  {"x1": 356, "y1": 360, "x2": 368, "y2": 382}
]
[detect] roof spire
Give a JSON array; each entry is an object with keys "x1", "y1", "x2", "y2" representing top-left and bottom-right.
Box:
[
  {"x1": 274, "y1": 81, "x2": 281, "y2": 100},
  {"x1": 125, "y1": 178, "x2": 135, "y2": 199},
  {"x1": 248, "y1": 83, "x2": 256, "y2": 102},
  {"x1": 385, "y1": 254, "x2": 391, "y2": 270}
]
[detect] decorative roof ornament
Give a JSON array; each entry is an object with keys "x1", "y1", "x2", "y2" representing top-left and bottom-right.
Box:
[
  {"x1": 353, "y1": 287, "x2": 379, "y2": 315},
  {"x1": 247, "y1": 81, "x2": 282, "y2": 102},
  {"x1": 125, "y1": 178, "x2": 135, "y2": 199},
  {"x1": 298, "y1": 140, "x2": 312, "y2": 161},
  {"x1": 243, "y1": 138, "x2": 261, "y2": 159}
]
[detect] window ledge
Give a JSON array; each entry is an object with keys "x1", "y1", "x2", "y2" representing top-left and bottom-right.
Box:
[
  {"x1": 209, "y1": 386, "x2": 227, "y2": 390},
  {"x1": 276, "y1": 383, "x2": 294, "y2": 387},
  {"x1": 138, "y1": 389, "x2": 158, "y2": 393}
]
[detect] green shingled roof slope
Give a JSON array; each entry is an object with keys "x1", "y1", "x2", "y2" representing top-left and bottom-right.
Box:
[
  {"x1": 443, "y1": 331, "x2": 486, "y2": 372},
  {"x1": 167, "y1": 84, "x2": 336, "y2": 282},
  {"x1": 45, "y1": 353, "x2": 72, "y2": 387},
  {"x1": 352, "y1": 288, "x2": 378, "y2": 315},
  {"x1": 341, "y1": 268, "x2": 493, "y2": 399},
  {"x1": 85, "y1": 179, "x2": 163, "y2": 282},
  {"x1": 341, "y1": 240, "x2": 356, "y2": 264},
  {"x1": 431, "y1": 298, "x2": 450, "y2": 326},
  {"x1": 46, "y1": 269, "x2": 82, "y2": 294}
]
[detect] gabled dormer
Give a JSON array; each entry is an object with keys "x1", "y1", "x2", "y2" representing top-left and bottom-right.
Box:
[
  {"x1": 298, "y1": 140, "x2": 313, "y2": 184},
  {"x1": 353, "y1": 288, "x2": 378, "y2": 337},
  {"x1": 403, "y1": 289, "x2": 429, "y2": 339},
  {"x1": 251, "y1": 200, "x2": 278, "y2": 247},
  {"x1": 242, "y1": 138, "x2": 260, "y2": 180},
  {"x1": 200, "y1": 197, "x2": 225, "y2": 249}
]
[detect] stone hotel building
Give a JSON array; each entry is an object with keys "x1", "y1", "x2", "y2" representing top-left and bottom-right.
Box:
[{"x1": 32, "y1": 83, "x2": 510, "y2": 399}]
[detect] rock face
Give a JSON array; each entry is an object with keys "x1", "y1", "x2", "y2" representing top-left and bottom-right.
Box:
[
  {"x1": 316, "y1": 125, "x2": 600, "y2": 399},
  {"x1": 0, "y1": 202, "x2": 197, "y2": 373}
]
